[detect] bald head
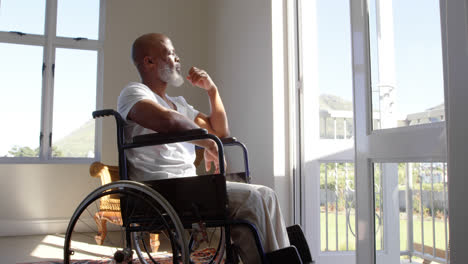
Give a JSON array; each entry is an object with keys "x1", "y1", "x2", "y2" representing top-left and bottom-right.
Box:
[{"x1": 131, "y1": 33, "x2": 169, "y2": 66}]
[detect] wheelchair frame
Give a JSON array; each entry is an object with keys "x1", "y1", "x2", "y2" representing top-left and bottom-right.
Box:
[{"x1": 64, "y1": 109, "x2": 273, "y2": 264}]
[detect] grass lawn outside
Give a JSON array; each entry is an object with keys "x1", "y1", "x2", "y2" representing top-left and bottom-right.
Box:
[{"x1": 320, "y1": 211, "x2": 449, "y2": 255}]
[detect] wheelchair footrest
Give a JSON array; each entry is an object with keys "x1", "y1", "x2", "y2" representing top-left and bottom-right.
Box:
[
  {"x1": 287, "y1": 224, "x2": 314, "y2": 263},
  {"x1": 266, "y1": 246, "x2": 302, "y2": 264}
]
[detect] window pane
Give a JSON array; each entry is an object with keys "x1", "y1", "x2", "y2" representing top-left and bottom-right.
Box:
[
  {"x1": 374, "y1": 162, "x2": 449, "y2": 264},
  {"x1": 52, "y1": 48, "x2": 97, "y2": 158},
  {"x1": 0, "y1": 0, "x2": 46, "y2": 35},
  {"x1": 317, "y1": 0, "x2": 354, "y2": 139},
  {"x1": 369, "y1": 0, "x2": 445, "y2": 130},
  {"x1": 320, "y1": 162, "x2": 355, "y2": 252},
  {"x1": 56, "y1": 0, "x2": 100, "y2": 40},
  {"x1": 0, "y1": 43, "x2": 43, "y2": 157}
]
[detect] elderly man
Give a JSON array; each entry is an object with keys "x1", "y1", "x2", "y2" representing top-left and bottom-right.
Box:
[{"x1": 117, "y1": 33, "x2": 290, "y2": 263}]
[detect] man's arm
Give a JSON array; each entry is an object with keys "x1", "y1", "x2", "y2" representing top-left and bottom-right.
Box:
[
  {"x1": 127, "y1": 98, "x2": 222, "y2": 172},
  {"x1": 128, "y1": 99, "x2": 199, "y2": 133},
  {"x1": 187, "y1": 67, "x2": 230, "y2": 138}
]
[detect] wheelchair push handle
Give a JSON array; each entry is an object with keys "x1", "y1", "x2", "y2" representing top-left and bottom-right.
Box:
[
  {"x1": 92, "y1": 109, "x2": 117, "y2": 118},
  {"x1": 92, "y1": 110, "x2": 127, "y2": 144}
]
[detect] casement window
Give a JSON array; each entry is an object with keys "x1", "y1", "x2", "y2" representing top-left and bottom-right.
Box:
[{"x1": 0, "y1": 0, "x2": 105, "y2": 163}]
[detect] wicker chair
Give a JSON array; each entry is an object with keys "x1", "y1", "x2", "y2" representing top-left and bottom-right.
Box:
[{"x1": 89, "y1": 161, "x2": 160, "y2": 252}]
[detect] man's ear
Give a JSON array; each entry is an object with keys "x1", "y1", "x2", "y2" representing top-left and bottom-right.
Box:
[{"x1": 144, "y1": 56, "x2": 154, "y2": 65}]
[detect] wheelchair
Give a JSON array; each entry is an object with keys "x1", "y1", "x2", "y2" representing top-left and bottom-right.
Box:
[{"x1": 63, "y1": 109, "x2": 312, "y2": 264}]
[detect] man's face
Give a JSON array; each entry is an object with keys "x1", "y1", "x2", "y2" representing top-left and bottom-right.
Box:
[{"x1": 156, "y1": 39, "x2": 184, "y2": 87}]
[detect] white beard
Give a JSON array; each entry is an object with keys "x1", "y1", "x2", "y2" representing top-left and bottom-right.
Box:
[{"x1": 158, "y1": 61, "x2": 184, "y2": 87}]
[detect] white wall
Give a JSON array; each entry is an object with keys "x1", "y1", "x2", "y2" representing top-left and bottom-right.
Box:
[
  {"x1": 204, "y1": 0, "x2": 292, "y2": 224},
  {"x1": 0, "y1": 164, "x2": 101, "y2": 236},
  {"x1": 0, "y1": 0, "x2": 293, "y2": 236},
  {"x1": 205, "y1": 0, "x2": 275, "y2": 187}
]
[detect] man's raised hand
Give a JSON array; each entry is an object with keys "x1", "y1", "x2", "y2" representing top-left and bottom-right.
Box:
[{"x1": 186, "y1": 67, "x2": 216, "y2": 92}]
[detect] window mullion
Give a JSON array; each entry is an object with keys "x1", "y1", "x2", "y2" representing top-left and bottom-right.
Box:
[
  {"x1": 54, "y1": 37, "x2": 102, "y2": 50},
  {"x1": 93, "y1": 0, "x2": 106, "y2": 162},
  {"x1": 40, "y1": 0, "x2": 58, "y2": 161},
  {"x1": 0, "y1": 32, "x2": 45, "y2": 46}
]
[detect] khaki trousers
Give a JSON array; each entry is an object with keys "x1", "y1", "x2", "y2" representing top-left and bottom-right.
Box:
[{"x1": 226, "y1": 182, "x2": 290, "y2": 264}]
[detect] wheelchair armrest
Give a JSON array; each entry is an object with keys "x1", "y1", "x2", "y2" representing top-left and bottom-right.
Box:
[
  {"x1": 133, "y1": 129, "x2": 208, "y2": 145},
  {"x1": 221, "y1": 137, "x2": 251, "y2": 183},
  {"x1": 220, "y1": 137, "x2": 238, "y2": 144},
  {"x1": 128, "y1": 128, "x2": 225, "y2": 175},
  {"x1": 194, "y1": 137, "x2": 238, "y2": 146},
  {"x1": 194, "y1": 136, "x2": 251, "y2": 183}
]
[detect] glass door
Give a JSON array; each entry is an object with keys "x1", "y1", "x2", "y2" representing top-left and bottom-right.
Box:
[{"x1": 349, "y1": 0, "x2": 448, "y2": 263}]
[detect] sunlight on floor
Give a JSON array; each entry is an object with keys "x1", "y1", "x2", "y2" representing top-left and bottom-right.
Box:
[
  {"x1": 27, "y1": 233, "x2": 118, "y2": 261},
  {"x1": 33, "y1": 233, "x2": 121, "y2": 260},
  {"x1": 30, "y1": 234, "x2": 65, "y2": 259}
]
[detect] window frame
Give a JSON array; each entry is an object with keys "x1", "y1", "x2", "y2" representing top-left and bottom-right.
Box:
[
  {"x1": 294, "y1": 0, "x2": 358, "y2": 262},
  {"x1": 0, "y1": 0, "x2": 105, "y2": 164}
]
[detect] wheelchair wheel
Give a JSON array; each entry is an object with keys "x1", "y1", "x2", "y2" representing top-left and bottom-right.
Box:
[{"x1": 64, "y1": 181, "x2": 189, "y2": 264}]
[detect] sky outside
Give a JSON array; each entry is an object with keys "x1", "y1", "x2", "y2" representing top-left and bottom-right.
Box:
[
  {"x1": 316, "y1": 0, "x2": 444, "y2": 115},
  {"x1": 0, "y1": 0, "x2": 445, "y2": 155}
]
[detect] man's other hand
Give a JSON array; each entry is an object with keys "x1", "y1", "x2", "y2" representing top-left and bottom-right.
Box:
[
  {"x1": 203, "y1": 142, "x2": 227, "y2": 174},
  {"x1": 204, "y1": 143, "x2": 220, "y2": 173},
  {"x1": 186, "y1": 67, "x2": 216, "y2": 92}
]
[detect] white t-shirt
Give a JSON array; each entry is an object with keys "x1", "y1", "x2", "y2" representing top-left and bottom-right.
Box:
[{"x1": 117, "y1": 82, "x2": 200, "y2": 181}]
